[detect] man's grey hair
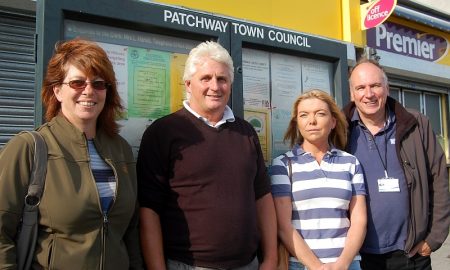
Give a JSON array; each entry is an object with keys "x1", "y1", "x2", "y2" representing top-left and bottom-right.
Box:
[{"x1": 183, "y1": 41, "x2": 234, "y2": 83}]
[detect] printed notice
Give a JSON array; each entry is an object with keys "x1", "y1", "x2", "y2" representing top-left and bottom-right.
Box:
[
  {"x1": 170, "y1": 53, "x2": 188, "y2": 112},
  {"x1": 128, "y1": 47, "x2": 171, "y2": 119},
  {"x1": 270, "y1": 53, "x2": 302, "y2": 157},
  {"x1": 302, "y1": 59, "x2": 332, "y2": 93},
  {"x1": 98, "y1": 42, "x2": 129, "y2": 116},
  {"x1": 242, "y1": 48, "x2": 271, "y2": 109},
  {"x1": 245, "y1": 109, "x2": 271, "y2": 163},
  {"x1": 270, "y1": 53, "x2": 302, "y2": 110},
  {"x1": 271, "y1": 108, "x2": 292, "y2": 157}
]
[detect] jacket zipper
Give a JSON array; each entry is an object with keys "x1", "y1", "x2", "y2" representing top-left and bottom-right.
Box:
[
  {"x1": 403, "y1": 158, "x2": 415, "y2": 253},
  {"x1": 99, "y1": 158, "x2": 118, "y2": 270},
  {"x1": 87, "y1": 139, "x2": 117, "y2": 270},
  {"x1": 101, "y1": 213, "x2": 108, "y2": 270}
]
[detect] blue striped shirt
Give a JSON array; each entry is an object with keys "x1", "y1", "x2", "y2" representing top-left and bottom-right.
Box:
[
  {"x1": 270, "y1": 144, "x2": 366, "y2": 263},
  {"x1": 87, "y1": 140, "x2": 116, "y2": 214}
]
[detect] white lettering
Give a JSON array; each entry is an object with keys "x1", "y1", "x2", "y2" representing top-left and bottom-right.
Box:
[
  {"x1": 196, "y1": 16, "x2": 204, "y2": 29},
  {"x1": 421, "y1": 42, "x2": 429, "y2": 58},
  {"x1": 370, "y1": 5, "x2": 380, "y2": 14},
  {"x1": 268, "y1": 30, "x2": 310, "y2": 48},
  {"x1": 164, "y1": 10, "x2": 172, "y2": 22},
  {"x1": 375, "y1": 24, "x2": 435, "y2": 59},
  {"x1": 403, "y1": 36, "x2": 418, "y2": 55},
  {"x1": 186, "y1": 14, "x2": 195, "y2": 27},
  {"x1": 177, "y1": 12, "x2": 187, "y2": 25},
  {"x1": 204, "y1": 18, "x2": 217, "y2": 30},
  {"x1": 232, "y1": 23, "x2": 264, "y2": 39},
  {"x1": 220, "y1": 21, "x2": 228, "y2": 33},
  {"x1": 427, "y1": 43, "x2": 435, "y2": 59},
  {"x1": 163, "y1": 9, "x2": 228, "y2": 33},
  {"x1": 393, "y1": 33, "x2": 402, "y2": 51},
  {"x1": 367, "y1": 11, "x2": 388, "y2": 21},
  {"x1": 376, "y1": 24, "x2": 386, "y2": 47}
]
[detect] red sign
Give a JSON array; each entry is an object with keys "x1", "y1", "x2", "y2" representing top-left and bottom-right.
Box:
[{"x1": 361, "y1": 0, "x2": 397, "y2": 30}]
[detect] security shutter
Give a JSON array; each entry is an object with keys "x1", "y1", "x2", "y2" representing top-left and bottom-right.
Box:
[{"x1": 0, "y1": 9, "x2": 36, "y2": 148}]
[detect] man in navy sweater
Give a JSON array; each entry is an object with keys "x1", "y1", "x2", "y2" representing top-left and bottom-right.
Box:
[{"x1": 137, "y1": 41, "x2": 277, "y2": 270}]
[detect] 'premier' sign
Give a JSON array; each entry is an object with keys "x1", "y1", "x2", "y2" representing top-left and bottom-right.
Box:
[{"x1": 367, "y1": 21, "x2": 448, "y2": 62}]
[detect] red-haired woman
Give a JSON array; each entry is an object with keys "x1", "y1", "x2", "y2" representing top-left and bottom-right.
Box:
[{"x1": 0, "y1": 38, "x2": 143, "y2": 269}]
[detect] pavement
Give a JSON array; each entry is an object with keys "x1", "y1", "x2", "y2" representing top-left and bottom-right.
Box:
[{"x1": 431, "y1": 233, "x2": 450, "y2": 269}]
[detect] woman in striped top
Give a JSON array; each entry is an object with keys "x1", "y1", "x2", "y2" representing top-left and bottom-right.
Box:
[{"x1": 270, "y1": 89, "x2": 367, "y2": 270}]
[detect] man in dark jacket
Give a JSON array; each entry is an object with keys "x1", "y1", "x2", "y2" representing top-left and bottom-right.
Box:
[{"x1": 343, "y1": 58, "x2": 450, "y2": 270}]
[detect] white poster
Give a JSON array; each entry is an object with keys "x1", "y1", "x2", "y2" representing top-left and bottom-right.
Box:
[
  {"x1": 301, "y1": 58, "x2": 332, "y2": 93},
  {"x1": 242, "y1": 48, "x2": 271, "y2": 109},
  {"x1": 270, "y1": 53, "x2": 302, "y2": 110},
  {"x1": 98, "y1": 42, "x2": 129, "y2": 109},
  {"x1": 270, "y1": 53, "x2": 302, "y2": 157}
]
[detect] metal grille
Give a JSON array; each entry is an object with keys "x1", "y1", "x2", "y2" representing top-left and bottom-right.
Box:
[{"x1": 0, "y1": 10, "x2": 36, "y2": 148}]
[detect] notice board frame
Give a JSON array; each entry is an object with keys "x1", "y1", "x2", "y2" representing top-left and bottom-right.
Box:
[
  {"x1": 36, "y1": 0, "x2": 349, "y2": 121},
  {"x1": 229, "y1": 20, "x2": 349, "y2": 117},
  {"x1": 35, "y1": 0, "x2": 231, "y2": 125}
]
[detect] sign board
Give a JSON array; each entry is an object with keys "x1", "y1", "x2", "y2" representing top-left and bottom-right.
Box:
[
  {"x1": 367, "y1": 21, "x2": 449, "y2": 62},
  {"x1": 361, "y1": 0, "x2": 397, "y2": 30}
]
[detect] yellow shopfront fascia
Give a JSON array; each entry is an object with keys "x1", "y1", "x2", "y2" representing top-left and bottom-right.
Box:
[
  {"x1": 154, "y1": 0, "x2": 365, "y2": 46},
  {"x1": 384, "y1": 16, "x2": 450, "y2": 66}
]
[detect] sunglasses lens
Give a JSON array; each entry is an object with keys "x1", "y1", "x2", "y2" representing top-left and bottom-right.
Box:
[
  {"x1": 69, "y1": 80, "x2": 87, "y2": 89},
  {"x1": 67, "y1": 80, "x2": 108, "y2": 90},
  {"x1": 92, "y1": 81, "x2": 107, "y2": 90}
]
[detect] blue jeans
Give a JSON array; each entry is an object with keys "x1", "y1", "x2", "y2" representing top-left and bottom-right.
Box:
[
  {"x1": 288, "y1": 260, "x2": 361, "y2": 270},
  {"x1": 166, "y1": 257, "x2": 258, "y2": 270}
]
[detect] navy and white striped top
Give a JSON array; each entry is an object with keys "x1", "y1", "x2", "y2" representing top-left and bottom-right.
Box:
[
  {"x1": 270, "y1": 144, "x2": 366, "y2": 263},
  {"x1": 87, "y1": 140, "x2": 116, "y2": 214}
]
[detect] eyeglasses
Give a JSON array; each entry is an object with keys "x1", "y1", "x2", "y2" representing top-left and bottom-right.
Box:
[{"x1": 62, "y1": 80, "x2": 110, "y2": 91}]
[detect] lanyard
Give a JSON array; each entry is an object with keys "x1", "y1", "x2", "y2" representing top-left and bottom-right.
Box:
[{"x1": 361, "y1": 114, "x2": 389, "y2": 178}]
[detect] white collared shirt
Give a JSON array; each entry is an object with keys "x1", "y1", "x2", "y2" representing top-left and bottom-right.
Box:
[{"x1": 183, "y1": 100, "x2": 235, "y2": 128}]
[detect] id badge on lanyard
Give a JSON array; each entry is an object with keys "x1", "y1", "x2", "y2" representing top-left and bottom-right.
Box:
[{"x1": 378, "y1": 177, "x2": 400, "y2": 192}]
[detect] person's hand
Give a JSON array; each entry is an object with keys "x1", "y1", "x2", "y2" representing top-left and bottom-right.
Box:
[
  {"x1": 408, "y1": 240, "x2": 432, "y2": 257},
  {"x1": 319, "y1": 261, "x2": 347, "y2": 270}
]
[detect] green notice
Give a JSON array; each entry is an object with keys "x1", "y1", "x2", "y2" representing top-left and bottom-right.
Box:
[{"x1": 128, "y1": 47, "x2": 171, "y2": 119}]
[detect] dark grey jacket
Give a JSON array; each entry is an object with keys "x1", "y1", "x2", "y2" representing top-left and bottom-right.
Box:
[{"x1": 343, "y1": 96, "x2": 450, "y2": 252}]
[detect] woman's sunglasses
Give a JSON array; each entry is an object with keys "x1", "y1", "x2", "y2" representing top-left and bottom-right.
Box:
[{"x1": 62, "y1": 80, "x2": 110, "y2": 91}]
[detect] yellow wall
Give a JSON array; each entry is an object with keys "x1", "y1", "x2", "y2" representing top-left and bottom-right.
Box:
[
  {"x1": 155, "y1": 0, "x2": 449, "y2": 64},
  {"x1": 155, "y1": 0, "x2": 345, "y2": 40}
]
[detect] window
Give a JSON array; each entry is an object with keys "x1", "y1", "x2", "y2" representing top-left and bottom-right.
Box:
[
  {"x1": 403, "y1": 90, "x2": 421, "y2": 112},
  {"x1": 424, "y1": 93, "x2": 442, "y2": 136},
  {"x1": 389, "y1": 87, "x2": 400, "y2": 101},
  {"x1": 389, "y1": 85, "x2": 445, "y2": 138}
]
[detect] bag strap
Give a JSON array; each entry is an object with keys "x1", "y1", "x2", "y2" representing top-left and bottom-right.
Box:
[
  {"x1": 283, "y1": 154, "x2": 293, "y2": 185},
  {"x1": 24, "y1": 131, "x2": 48, "y2": 209}
]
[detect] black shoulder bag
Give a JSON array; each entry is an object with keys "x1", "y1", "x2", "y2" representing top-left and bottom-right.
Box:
[{"x1": 16, "y1": 131, "x2": 48, "y2": 270}]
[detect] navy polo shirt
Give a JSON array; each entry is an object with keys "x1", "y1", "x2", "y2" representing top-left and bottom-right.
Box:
[{"x1": 348, "y1": 109, "x2": 409, "y2": 254}]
